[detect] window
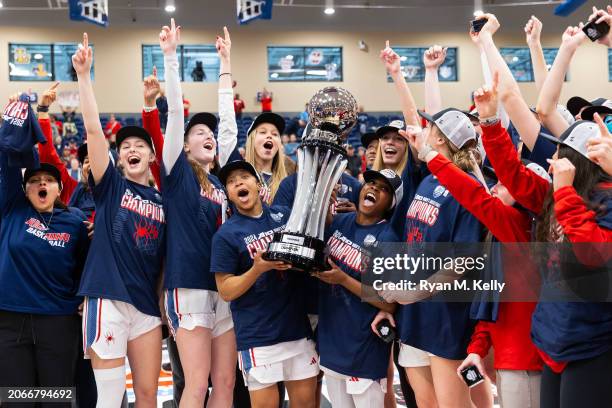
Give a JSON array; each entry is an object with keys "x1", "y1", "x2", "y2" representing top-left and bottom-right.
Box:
[
  {"x1": 500, "y1": 47, "x2": 564, "y2": 82},
  {"x1": 142, "y1": 45, "x2": 220, "y2": 82},
  {"x1": 9, "y1": 43, "x2": 94, "y2": 82},
  {"x1": 387, "y1": 47, "x2": 458, "y2": 82},
  {"x1": 9, "y1": 44, "x2": 52, "y2": 81},
  {"x1": 142, "y1": 45, "x2": 168, "y2": 81},
  {"x1": 182, "y1": 45, "x2": 219, "y2": 83},
  {"x1": 54, "y1": 43, "x2": 95, "y2": 81},
  {"x1": 609, "y1": 48, "x2": 612, "y2": 81},
  {"x1": 268, "y1": 46, "x2": 343, "y2": 82}
]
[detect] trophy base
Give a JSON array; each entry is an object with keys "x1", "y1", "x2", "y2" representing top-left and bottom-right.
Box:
[{"x1": 264, "y1": 232, "x2": 327, "y2": 271}]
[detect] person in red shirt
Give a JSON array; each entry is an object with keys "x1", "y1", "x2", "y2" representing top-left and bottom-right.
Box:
[
  {"x1": 403, "y1": 77, "x2": 546, "y2": 408},
  {"x1": 183, "y1": 95, "x2": 191, "y2": 118},
  {"x1": 234, "y1": 93, "x2": 245, "y2": 119},
  {"x1": 475, "y1": 73, "x2": 612, "y2": 408},
  {"x1": 103, "y1": 113, "x2": 121, "y2": 143},
  {"x1": 260, "y1": 88, "x2": 272, "y2": 112}
]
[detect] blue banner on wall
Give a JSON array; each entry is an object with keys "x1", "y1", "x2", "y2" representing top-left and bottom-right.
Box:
[
  {"x1": 237, "y1": 0, "x2": 273, "y2": 25},
  {"x1": 69, "y1": 0, "x2": 109, "y2": 27}
]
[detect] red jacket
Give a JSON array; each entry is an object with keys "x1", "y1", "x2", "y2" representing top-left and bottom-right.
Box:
[
  {"x1": 428, "y1": 154, "x2": 542, "y2": 371},
  {"x1": 141, "y1": 108, "x2": 165, "y2": 190},
  {"x1": 481, "y1": 121, "x2": 612, "y2": 373}
]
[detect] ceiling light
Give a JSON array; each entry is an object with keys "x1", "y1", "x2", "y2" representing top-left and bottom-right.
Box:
[
  {"x1": 0, "y1": 2, "x2": 4, "y2": 9},
  {"x1": 473, "y1": 10, "x2": 483, "y2": 17},
  {"x1": 324, "y1": 7, "x2": 335, "y2": 15},
  {"x1": 165, "y1": 4, "x2": 175, "y2": 12}
]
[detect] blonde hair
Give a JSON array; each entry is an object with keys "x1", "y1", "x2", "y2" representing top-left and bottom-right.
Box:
[
  {"x1": 188, "y1": 159, "x2": 212, "y2": 195},
  {"x1": 372, "y1": 140, "x2": 409, "y2": 174},
  {"x1": 245, "y1": 129, "x2": 287, "y2": 202},
  {"x1": 437, "y1": 125, "x2": 482, "y2": 172}
]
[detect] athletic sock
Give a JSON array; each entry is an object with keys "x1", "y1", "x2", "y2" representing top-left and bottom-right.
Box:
[{"x1": 93, "y1": 365, "x2": 126, "y2": 408}]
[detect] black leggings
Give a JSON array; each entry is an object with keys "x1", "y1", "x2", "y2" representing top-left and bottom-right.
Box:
[
  {"x1": 541, "y1": 348, "x2": 612, "y2": 408},
  {"x1": 0, "y1": 310, "x2": 79, "y2": 408}
]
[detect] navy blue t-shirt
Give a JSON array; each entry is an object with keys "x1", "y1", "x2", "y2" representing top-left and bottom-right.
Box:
[
  {"x1": 163, "y1": 152, "x2": 226, "y2": 290},
  {"x1": 68, "y1": 182, "x2": 95, "y2": 221},
  {"x1": 210, "y1": 204, "x2": 312, "y2": 351},
  {"x1": 318, "y1": 212, "x2": 393, "y2": 379},
  {"x1": 0, "y1": 153, "x2": 89, "y2": 315},
  {"x1": 273, "y1": 172, "x2": 362, "y2": 208},
  {"x1": 79, "y1": 163, "x2": 166, "y2": 317},
  {"x1": 400, "y1": 173, "x2": 484, "y2": 359},
  {"x1": 521, "y1": 130, "x2": 557, "y2": 171}
]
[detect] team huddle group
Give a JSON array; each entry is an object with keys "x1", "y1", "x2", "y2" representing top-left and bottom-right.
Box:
[{"x1": 1, "y1": 5, "x2": 612, "y2": 408}]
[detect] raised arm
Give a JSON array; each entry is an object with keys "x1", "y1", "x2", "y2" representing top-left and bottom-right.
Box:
[
  {"x1": 72, "y1": 33, "x2": 107, "y2": 184},
  {"x1": 380, "y1": 41, "x2": 419, "y2": 126},
  {"x1": 159, "y1": 18, "x2": 184, "y2": 173},
  {"x1": 476, "y1": 74, "x2": 550, "y2": 214},
  {"x1": 142, "y1": 66, "x2": 164, "y2": 188},
  {"x1": 525, "y1": 16, "x2": 548, "y2": 94},
  {"x1": 423, "y1": 45, "x2": 446, "y2": 115},
  {"x1": 536, "y1": 26, "x2": 587, "y2": 137},
  {"x1": 474, "y1": 14, "x2": 541, "y2": 150},
  {"x1": 216, "y1": 27, "x2": 238, "y2": 167},
  {"x1": 36, "y1": 82, "x2": 78, "y2": 203}
]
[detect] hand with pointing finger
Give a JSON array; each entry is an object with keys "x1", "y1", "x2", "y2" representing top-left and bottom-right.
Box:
[
  {"x1": 380, "y1": 40, "x2": 402, "y2": 77},
  {"x1": 525, "y1": 15, "x2": 543, "y2": 47},
  {"x1": 473, "y1": 71, "x2": 500, "y2": 119},
  {"x1": 71, "y1": 33, "x2": 93, "y2": 77},
  {"x1": 159, "y1": 18, "x2": 181, "y2": 56},
  {"x1": 216, "y1": 26, "x2": 232, "y2": 62},
  {"x1": 40, "y1": 82, "x2": 60, "y2": 107}
]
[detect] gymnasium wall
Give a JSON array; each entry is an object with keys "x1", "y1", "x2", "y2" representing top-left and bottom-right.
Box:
[{"x1": 0, "y1": 24, "x2": 609, "y2": 114}]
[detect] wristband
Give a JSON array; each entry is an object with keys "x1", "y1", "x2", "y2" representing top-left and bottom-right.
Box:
[
  {"x1": 219, "y1": 72, "x2": 232, "y2": 78},
  {"x1": 36, "y1": 105, "x2": 49, "y2": 113},
  {"x1": 418, "y1": 144, "x2": 435, "y2": 161},
  {"x1": 479, "y1": 116, "x2": 499, "y2": 126}
]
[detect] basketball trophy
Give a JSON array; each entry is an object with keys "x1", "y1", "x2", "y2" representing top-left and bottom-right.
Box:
[{"x1": 265, "y1": 86, "x2": 358, "y2": 270}]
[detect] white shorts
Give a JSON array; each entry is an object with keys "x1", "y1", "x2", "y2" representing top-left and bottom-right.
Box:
[
  {"x1": 82, "y1": 297, "x2": 161, "y2": 360},
  {"x1": 238, "y1": 339, "x2": 320, "y2": 391},
  {"x1": 323, "y1": 367, "x2": 386, "y2": 408},
  {"x1": 165, "y1": 288, "x2": 233, "y2": 338},
  {"x1": 398, "y1": 342, "x2": 435, "y2": 368}
]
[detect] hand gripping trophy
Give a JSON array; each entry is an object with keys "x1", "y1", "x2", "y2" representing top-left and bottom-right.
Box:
[{"x1": 264, "y1": 86, "x2": 358, "y2": 270}]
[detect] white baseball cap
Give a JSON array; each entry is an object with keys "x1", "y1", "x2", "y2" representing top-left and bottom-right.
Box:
[{"x1": 418, "y1": 108, "x2": 477, "y2": 149}]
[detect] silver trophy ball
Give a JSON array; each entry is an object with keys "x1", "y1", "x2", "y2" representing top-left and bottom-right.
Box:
[
  {"x1": 307, "y1": 86, "x2": 358, "y2": 141},
  {"x1": 264, "y1": 87, "x2": 358, "y2": 271}
]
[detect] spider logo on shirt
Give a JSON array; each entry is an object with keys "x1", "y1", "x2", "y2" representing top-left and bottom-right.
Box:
[
  {"x1": 105, "y1": 331, "x2": 115, "y2": 346},
  {"x1": 133, "y1": 218, "x2": 159, "y2": 252}
]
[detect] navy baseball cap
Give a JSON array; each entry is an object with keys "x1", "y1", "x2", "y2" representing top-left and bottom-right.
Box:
[
  {"x1": 363, "y1": 168, "x2": 403, "y2": 209},
  {"x1": 185, "y1": 112, "x2": 218, "y2": 136},
  {"x1": 247, "y1": 112, "x2": 286, "y2": 136},
  {"x1": 218, "y1": 160, "x2": 261, "y2": 186},
  {"x1": 115, "y1": 126, "x2": 154, "y2": 151},
  {"x1": 361, "y1": 129, "x2": 379, "y2": 148},
  {"x1": 23, "y1": 163, "x2": 62, "y2": 190},
  {"x1": 580, "y1": 99, "x2": 612, "y2": 121}
]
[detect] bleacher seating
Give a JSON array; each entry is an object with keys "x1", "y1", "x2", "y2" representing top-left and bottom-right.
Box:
[{"x1": 60, "y1": 112, "x2": 404, "y2": 149}]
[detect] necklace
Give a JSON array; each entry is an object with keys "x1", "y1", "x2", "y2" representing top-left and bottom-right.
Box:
[{"x1": 36, "y1": 209, "x2": 54, "y2": 230}]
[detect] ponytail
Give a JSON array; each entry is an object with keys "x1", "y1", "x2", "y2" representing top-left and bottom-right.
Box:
[
  {"x1": 188, "y1": 159, "x2": 212, "y2": 196},
  {"x1": 444, "y1": 138, "x2": 482, "y2": 173}
]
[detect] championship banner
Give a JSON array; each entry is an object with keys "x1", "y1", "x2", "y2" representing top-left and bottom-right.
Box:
[
  {"x1": 237, "y1": 0, "x2": 273, "y2": 25},
  {"x1": 69, "y1": 0, "x2": 109, "y2": 27}
]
